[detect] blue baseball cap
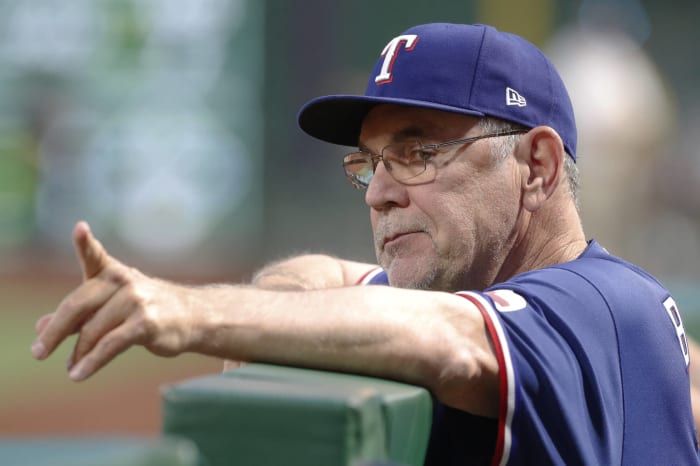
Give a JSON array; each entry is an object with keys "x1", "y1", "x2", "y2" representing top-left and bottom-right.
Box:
[{"x1": 298, "y1": 23, "x2": 577, "y2": 160}]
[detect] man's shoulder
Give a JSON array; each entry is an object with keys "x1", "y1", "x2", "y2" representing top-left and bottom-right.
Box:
[{"x1": 504, "y1": 240, "x2": 667, "y2": 297}]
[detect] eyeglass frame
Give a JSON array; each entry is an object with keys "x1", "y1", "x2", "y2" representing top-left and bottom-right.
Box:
[{"x1": 342, "y1": 128, "x2": 528, "y2": 189}]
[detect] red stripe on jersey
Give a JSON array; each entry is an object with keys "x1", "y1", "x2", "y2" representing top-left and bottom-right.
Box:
[
  {"x1": 457, "y1": 292, "x2": 510, "y2": 466},
  {"x1": 356, "y1": 267, "x2": 383, "y2": 285},
  {"x1": 487, "y1": 291, "x2": 510, "y2": 308}
]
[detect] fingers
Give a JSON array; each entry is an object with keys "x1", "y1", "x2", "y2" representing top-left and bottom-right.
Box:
[
  {"x1": 31, "y1": 277, "x2": 121, "y2": 361},
  {"x1": 34, "y1": 313, "x2": 79, "y2": 364},
  {"x1": 69, "y1": 286, "x2": 135, "y2": 369},
  {"x1": 32, "y1": 221, "x2": 161, "y2": 382},
  {"x1": 32, "y1": 221, "x2": 122, "y2": 361},
  {"x1": 67, "y1": 287, "x2": 154, "y2": 381},
  {"x1": 68, "y1": 321, "x2": 143, "y2": 381},
  {"x1": 35, "y1": 314, "x2": 53, "y2": 335},
  {"x1": 73, "y1": 221, "x2": 110, "y2": 281}
]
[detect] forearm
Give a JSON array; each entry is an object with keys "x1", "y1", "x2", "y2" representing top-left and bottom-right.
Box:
[
  {"x1": 187, "y1": 284, "x2": 499, "y2": 416},
  {"x1": 226, "y1": 254, "x2": 376, "y2": 370}
]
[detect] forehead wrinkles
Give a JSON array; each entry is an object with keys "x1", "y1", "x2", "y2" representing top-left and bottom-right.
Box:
[
  {"x1": 358, "y1": 125, "x2": 428, "y2": 153},
  {"x1": 359, "y1": 105, "x2": 480, "y2": 151}
]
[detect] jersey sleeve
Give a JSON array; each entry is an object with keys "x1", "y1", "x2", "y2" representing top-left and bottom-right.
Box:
[
  {"x1": 356, "y1": 267, "x2": 389, "y2": 285},
  {"x1": 456, "y1": 273, "x2": 625, "y2": 465}
]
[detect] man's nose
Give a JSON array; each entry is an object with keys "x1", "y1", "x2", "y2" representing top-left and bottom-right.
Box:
[{"x1": 365, "y1": 161, "x2": 409, "y2": 210}]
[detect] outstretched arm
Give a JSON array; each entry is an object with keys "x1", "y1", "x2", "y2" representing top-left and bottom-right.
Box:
[
  {"x1": 221, "y1": 250, "x2": 378, "y2": 370},
  {"x1": 32, "y1": 221, "x2": 499, "y2": 417}
]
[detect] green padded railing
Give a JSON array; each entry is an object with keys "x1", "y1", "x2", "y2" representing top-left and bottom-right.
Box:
[{"x1": 162, "y1": 363, "x2": 433, "y2": 466}]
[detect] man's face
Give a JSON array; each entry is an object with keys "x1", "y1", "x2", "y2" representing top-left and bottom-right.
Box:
[{"x1": 360, "y1": 105, "x2": 523, "y2": 291}]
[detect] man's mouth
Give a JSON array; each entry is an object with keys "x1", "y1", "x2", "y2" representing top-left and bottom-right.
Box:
[{"x1": 383, "y1": 231, "x2": 418, "y2": 248}]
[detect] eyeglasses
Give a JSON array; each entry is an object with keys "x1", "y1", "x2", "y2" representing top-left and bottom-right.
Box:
[{"x1": 342, "y1": 129, "x2": 527, "y2": 189}]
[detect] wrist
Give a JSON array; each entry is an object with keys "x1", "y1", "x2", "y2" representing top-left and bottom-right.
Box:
[{"x1": 183, "y1": 283, "x2": 245, "y2": 357}]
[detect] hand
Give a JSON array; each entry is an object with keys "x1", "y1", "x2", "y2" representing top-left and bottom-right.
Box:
[{"x1": 31, "y1": 221, "x2": 195, "y2": 381}]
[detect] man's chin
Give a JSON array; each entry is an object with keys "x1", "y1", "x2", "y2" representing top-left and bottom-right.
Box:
[{"x1": 383, "y1": 259, "x2": 438, "y2": 290}]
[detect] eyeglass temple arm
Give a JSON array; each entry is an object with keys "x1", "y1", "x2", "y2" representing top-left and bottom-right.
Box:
[{"x1": 425, "y1": 129, "x2": 528, "y2": 150}]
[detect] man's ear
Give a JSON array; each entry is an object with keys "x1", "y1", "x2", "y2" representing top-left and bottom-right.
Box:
[{"x1": 515, "y1": 126, "x2": 565, "y2": 212}]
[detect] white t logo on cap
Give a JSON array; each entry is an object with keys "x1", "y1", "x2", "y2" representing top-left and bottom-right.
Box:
[{"x1": 374, "y1": 34, "x2": 419, "y2": 85}]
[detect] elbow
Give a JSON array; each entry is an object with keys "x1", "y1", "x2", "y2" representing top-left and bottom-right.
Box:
[
  {"x1": 430, "y1": 339, "x2": 500, "y2": 418},
  {"x1": 252, "y1": 254, "x2": 344, "y2": 290}
]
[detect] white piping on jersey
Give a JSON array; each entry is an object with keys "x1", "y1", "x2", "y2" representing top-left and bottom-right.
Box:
[
  {"x1": 457, "y1": 291, "x2": 516, "y2": 466},
  {"x1": 357, "y1": 267, "x2": 385, "y2": 285}
]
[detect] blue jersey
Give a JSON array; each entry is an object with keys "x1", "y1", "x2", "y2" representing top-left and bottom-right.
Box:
[{"x1": 360, "y1": 240, "x2": 699, "y2": 465}]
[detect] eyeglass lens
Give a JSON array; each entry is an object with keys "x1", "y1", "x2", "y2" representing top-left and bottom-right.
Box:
[{"x1": 343, "y1": 140, "x2": 431, "y2": 188}]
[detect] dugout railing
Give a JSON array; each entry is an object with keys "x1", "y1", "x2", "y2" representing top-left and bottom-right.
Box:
[{"x1": 1, "y1": 363, "x2": 432, "y2": 466}]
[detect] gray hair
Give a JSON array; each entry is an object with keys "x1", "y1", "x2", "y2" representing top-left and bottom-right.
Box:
[{"x1": 477, "y1": 117, "x2": 580, "y2": 210}]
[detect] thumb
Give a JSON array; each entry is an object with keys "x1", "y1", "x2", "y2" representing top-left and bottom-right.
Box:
[{"x1": 73, "y1": 221, "x2": 110, "y2": 280}]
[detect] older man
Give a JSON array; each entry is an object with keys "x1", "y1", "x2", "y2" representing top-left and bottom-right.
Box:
[{"x1": 32, "y1": 23, "x2": 698, "y2": 464}]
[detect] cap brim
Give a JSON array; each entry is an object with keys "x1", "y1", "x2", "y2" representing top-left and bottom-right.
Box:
[{"x1": 297, "y1": 94, "x2": 486, "y2": 147}]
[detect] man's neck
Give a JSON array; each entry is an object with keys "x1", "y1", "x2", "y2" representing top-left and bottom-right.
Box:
[{"x1": 494, "y1": 202, "x2": 587, "y2": 286}]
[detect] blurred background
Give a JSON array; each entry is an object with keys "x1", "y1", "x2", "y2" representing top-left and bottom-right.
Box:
[{"x1": 1, "y1": 0, "x2": 699, "y2": 435}]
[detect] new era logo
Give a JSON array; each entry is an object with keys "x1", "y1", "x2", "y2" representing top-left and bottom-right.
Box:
[{"x1": 506, "y1": 87, "x2": 526, "y2": 107}]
